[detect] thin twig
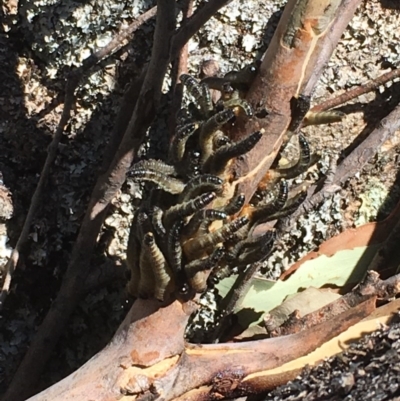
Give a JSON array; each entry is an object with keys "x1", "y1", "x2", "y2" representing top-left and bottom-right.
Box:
[
  {"x1": 169, "y1": 0, "x2": 193, "y2": 136},
  {"x1": 333, "y1": 102, "x2": 400, "y2": 183},
  {"x1": 80, "y1": 6, "x2": 157, "y2": 71},
  {"x1": 35, "y1": 7, "x2": 158, "y2": 122},
  {"x1": 103, "y1": 0, "x2": 231, "y2": 168},
  {"x1": 0, "y1": 76, "x2": 77, "y2": 306},
  {"x1": 311, "y1": 67, "x2": 400, "y2": 112},
  {"x1": 171, "y1": 0, "x2": 232, "y2": 58}
]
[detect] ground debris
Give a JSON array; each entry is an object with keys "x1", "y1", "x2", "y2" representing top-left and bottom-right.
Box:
[{"x1": 268, "y1": 317, "x2": 400, "y2": 401}]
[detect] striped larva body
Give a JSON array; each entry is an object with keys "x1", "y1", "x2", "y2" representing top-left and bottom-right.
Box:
[
  {"x1": 138, "y1": 234, "x2": 156, "y2": 298},
  {"x1": 179, "y1": 174, "x2": 223, "y2": 202},
  {"x1": 185, "y1": 248, "x2": 225, "y2": 292},
  {"x1": 151, "y1": 206, "x2": 166, "y2": 238},
  {"x1": 183, "y1": 216, "x2": 249, "y2": 260},
  {"x1": 128, "y1": 168, "x2": 185, "y2": 194},
  {"x1": 217, "y1": 86, "x2": 253, "y2": 117},
  {"x1": 303, "y1": 110, "x2": 345, "y2": 127},
  {"x1": 199, "y1": 83, "x2": 214, "y2": 115},
  {"x1": 167, "y1": 220, "x2": 184, "y2": 275},
  {"x1": 275, "y1": 134, "x2": 311, "y2": 179},
  {"x1": 143, "y1": 232, "x2": 174, "y2": 301},
  {"x1": 219, "y1": 193, "x2": 245, "y2": 216},
  {"x1": 169, "y1": 123, "x2": 199, "y2": 163},
  {"x1": 133, "y1": 159, "x2": 177, "y2": 176},
  {"x1": 203, "y1": 130, "x2": 262, "y2": 174},
  {"x1": 199, "y1": 109, "x2": 235, "y2": 163},
  {"x1": 163, "y1": 192, "x2": 216, "y2": 227},
  {"x1": 249, "y1": 180, "x2": 289, "y2": 223},
  {"x1": 182, "y1": 209, "x2": 227, "y2": 237},
  {"x1": 232, "y1": 231, "x2": 275, "y2": 266}
]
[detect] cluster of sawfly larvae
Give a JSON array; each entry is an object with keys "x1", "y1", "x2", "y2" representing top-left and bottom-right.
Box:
[{"x1": 126, "y1": 65, "x2": 313, "y2": 302}]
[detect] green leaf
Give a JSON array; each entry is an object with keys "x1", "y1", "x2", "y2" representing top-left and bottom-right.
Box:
[{"x1": 217, "y1": 243, "x2": 380, "y2": 327}]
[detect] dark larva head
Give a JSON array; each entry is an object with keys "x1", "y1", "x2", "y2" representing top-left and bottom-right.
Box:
[
  {"x1": 143, "y1": 232, "x2": 155, "y2": 246},
  {"x1": 222, "y1": 193, "x2": 245, "y2": 216},
  {"x1": 180, "y1": 74, "x2": 203, "y2": 101}
]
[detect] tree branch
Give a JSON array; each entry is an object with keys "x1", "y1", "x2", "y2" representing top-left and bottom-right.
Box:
[
  {"x1": 171, "y1": 0, "x2": 233, "y2": 58},
  {"x1": 229, "y1": 0, "x2": 363, "y2": 202},
  {"x1": 311, "y1": 66, "x2": 400, "y2": 112}
]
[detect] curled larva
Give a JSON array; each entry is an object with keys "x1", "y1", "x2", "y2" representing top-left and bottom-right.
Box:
[
  {"x1": 180, "y1": 74, "x2": 204, "y2": 104},
  {"x1": 186, "y1": 150, "x2": 201, "y2": 178},
  {"x1": 169, "y1": 122, "x2": 199, "y2": 163},
  {"x1": 204, "y1": 130, "x2": 262, "y2": 174},
  {"x1": 126, "y1": 66, "x2": 320, "y2": 302},
  {"x1": 265, "y1": 190, "x2": 307, "y2": 222},
  {"x1": 133, "y1": 159, "x2": 177, "y2": 176},
  {"x1": 218, "y1": 91, "x2": 253, "y2": 117},
  {"x1": 212, "y1": 132, "x2": 230, "y2": 149},
  {"x1": 276, "y1": 179, "x2": 289, "y2": 208},
  {"x1": 163, "y1": 192, "x2": 216, "y2": 227},
  {"x1": 182, "y1": 209, "x2": 227, "y2": 237},
  {"x1": 185, "y1": 247, "x2": 224, "y2": 277},
  {"x1": 275, "y1": 134, "x2": 311, "y2": 179},
  {"x1": 220, "y1": 193, "x2": 245, "y2": 216},
  {"x1": 229, "y1": 230, "x2": 275, "y2": 263},
  {"x1": 128, "y1": 168, "x2": 185, "y2": 194},
  {"x1": 199, "y1": 109, "x2": 235, "y2": 163},
  {"x1": 200, "y1": 83, "x2": 214, "y2": 115},
  {"x1": 151, "y1": 206, "x2": 166, "y2": 238},
  {"x1": 236, "y1": 231, "x2": 275, "y2": 266},
  {"x1": 250, "y1": 180, "x2": 288, "y2": 223},
  {"x1": 224, "y1": 61, "x2": 260, "y2": 89},
  {"x1": 179, "y1": 174, "x2": 223, "y2": 202},
  {"x1": 183, "y1": 216, "x2": 249, "y2": 259},
  {"x1": 180, "y1": 74, "x2": 214, "y2": 117},
  {"x1": 186, "y1": 247, "x2": 225, "y2": 293},
  {"x1": 201, "y1": 61, "x2": 259, "y2": 93}
]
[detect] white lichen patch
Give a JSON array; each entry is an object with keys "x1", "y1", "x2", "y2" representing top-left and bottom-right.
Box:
[{"x1": 354, "y1": 179, "x2": 390, "y2": 226}]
